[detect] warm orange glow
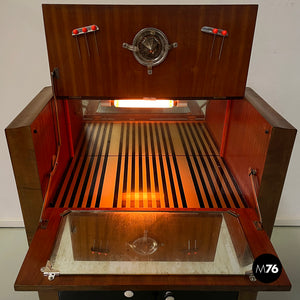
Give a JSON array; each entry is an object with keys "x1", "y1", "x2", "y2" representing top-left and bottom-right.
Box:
[
  {"x1": 114, "y1": 99, "x2": 174, "y2": 108},
  {"x1": 122, "y1": 192, "x2": 161, "y2": 200}
]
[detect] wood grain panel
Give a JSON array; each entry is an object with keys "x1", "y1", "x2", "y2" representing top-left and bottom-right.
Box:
[
  {"x1": 223, "y1": 88, "x2": 297, "y2": 236},
  {"x1": 31, "y1": 100, "x2": 60, "y2": 197},
  {"x1": 66, "y1": 100, "x2": 84, "y2": 152},
  {"x1": 5, "y1": 88, "x2": 84, "y2": 243},
  {"x1": 244, "y1": 89, "x2": 296, "y2": 236},
  {"x1": 259, "y1": 127, "x2": 296, "y2": 236},
  {"x1": 42, "y1": 5, "x2": 257, "y2": 98},
  {"x1": 222, "y1": 98, "x2": 272, "y2": 209},
  {"x1": 6, "y1": 88, "x2": 52, "y2": 243},
  {"x1": 205, "y1": 100, "x2": 228, "y2": 149},
  {"x1": 31, "y1": 99, "x2": 73, "y2": 204}
]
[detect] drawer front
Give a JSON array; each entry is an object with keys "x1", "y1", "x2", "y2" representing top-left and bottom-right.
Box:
[{"x1": 59, "y1": 291, "x2": 238, "y2": 300}]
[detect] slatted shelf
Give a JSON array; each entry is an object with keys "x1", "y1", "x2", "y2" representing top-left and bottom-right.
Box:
[{"x1": 53, "y1": 122, "x2": 246, "y2": 209}]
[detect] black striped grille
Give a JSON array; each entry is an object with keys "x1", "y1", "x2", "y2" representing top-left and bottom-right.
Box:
[{"x1": 54, "y1": 122, "x2": 246, "y2": 209}]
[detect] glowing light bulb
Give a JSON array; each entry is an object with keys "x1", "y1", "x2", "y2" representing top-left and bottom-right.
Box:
[{"x1": 114, "y1": 99, "x2": 174, "y2": 108}]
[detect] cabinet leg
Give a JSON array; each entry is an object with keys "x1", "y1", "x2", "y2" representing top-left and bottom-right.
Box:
[
  {"x1": 238, "y1": 291, "x2": 257, "y2": 300},
  {"x1": 38, "y1": 290, "x2": 59, "y2": 300}
]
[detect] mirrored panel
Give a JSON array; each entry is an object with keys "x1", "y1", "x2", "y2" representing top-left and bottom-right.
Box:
[{"x1": 48, "y1": 211, "x2": 253, "y2": 275}]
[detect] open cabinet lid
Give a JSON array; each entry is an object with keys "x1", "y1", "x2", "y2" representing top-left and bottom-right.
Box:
[
  {"x1": 15, "y1": 208, "x2": 290, "y2": 291},
  {"x1": 42, "y1": 4, "x2": 257, "y2": 99}
]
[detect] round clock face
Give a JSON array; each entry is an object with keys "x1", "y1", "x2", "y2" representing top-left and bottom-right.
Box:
[
  {"x1": 138, "y1": 35, "x2": 163, "y2": 61},
  {"x1": 132, "y1": 28, "x2": 170, "y2": 67}
]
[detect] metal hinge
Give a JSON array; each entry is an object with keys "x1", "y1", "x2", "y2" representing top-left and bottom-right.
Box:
[
  {"x1": 245, "y1": 270, "x2": 256, "y2": 282},
  {"x1": 40, "y1": 260, "x2": 60, "y2": 281}
]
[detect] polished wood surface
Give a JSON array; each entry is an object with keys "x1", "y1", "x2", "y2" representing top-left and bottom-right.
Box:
[
  {"x1": 31, "y1": 98, "x2": 69, "y2": 200},
  {"x1": 42, "y1": 5, "x2": 257, "y2": 98},
  {"x1": 245, "y1": 88, "x2": 296, "y2": 129},
  {"x1": 206, "y1": 100, "x2": 228, "y2": 149},
  {"x1": 66, "y1": 100, "x2": 84, "y2": 156},
  {"x1": 223, "y1": 88, "x2": 296, "y2": 236},
  {"x1": 223, "y1": 98, "x2": 272, "y2": 209},
  {"x1": 205, "y1": 88, "x2": 297, "y2": 239},
  {"x1": 14, "y1": 208, "x2": 291, "y2": 292},
  {"x1": 5, "y1": 88, "x2": 53, "y2": 243},
  {"x1": 245, "y1": 89, "x2": 297, "y2": 236},
  {"x1": 34, "y1": 98, "x2": 84, "y2": 207},
  {"x1": 5, "y1": 89, "x2": 84, "y2": 243}
]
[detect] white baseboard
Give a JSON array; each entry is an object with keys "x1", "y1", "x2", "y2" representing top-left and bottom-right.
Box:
[
  {"x1": 274, "y1": 219, "x2": 300, "y2": 226},
  {"x1": 0, "y1": 219, "x2": 24, "y2": 227}
]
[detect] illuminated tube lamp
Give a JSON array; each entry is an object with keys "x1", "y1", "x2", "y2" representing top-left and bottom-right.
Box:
[{"x1": 114, "y1": 99, "x2": 174, "y2": 108}]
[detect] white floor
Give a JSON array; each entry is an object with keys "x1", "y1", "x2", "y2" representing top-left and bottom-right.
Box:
[{"x1": 0, "y1": 227, "x2": 299, "y2": 300}]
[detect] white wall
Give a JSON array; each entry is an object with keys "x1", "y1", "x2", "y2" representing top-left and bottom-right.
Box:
[{"x1": 0, "y1": 0, "x2": 299, "y2": 227}]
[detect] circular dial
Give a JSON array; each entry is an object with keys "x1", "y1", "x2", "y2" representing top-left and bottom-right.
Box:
[
  {"x1": 138, "y1": 35, "x2": 163, "y2": 61},
  {"x1": 132, "y1": 28, "x2": 170, "y2": 67}
]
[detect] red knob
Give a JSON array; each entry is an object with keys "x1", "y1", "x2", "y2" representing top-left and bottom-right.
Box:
[
  {"x1": 82, "y1": 27, "x2": 88, "y2": 33},
  {"x1": 222, "y1": 30, "x2": 228, "y2": 36},
  {"x1": 91, "y1": 25, "x2": 97, "y2": 31},
  {"x1": 212, "y1": 28, "x2": 218, "y2": 34},
  {"x1": 72, "y1": 29, "x2": 79, "y2": 35}
]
